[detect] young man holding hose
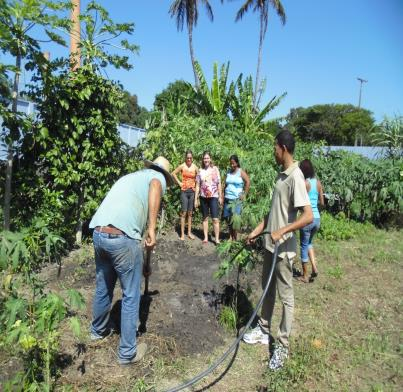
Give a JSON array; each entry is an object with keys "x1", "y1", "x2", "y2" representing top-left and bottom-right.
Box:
[{"x1": 244, "y1": 130, "x2": 313, "y2": 370}]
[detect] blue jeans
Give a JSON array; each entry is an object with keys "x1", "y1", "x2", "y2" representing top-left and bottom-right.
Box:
[
  {"x1": 222, "y1": 198, "x2": 242, "y2": 219},
  {"x1": 300, "y1": 218, "x2": 321, "y2": 263},
  {"x1": 91, "y1": 230, "x2": 143, "y2": 363}
]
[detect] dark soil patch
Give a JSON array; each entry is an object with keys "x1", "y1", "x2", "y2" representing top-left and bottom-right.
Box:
[{"x1": 24, "y1": 230, "x2": 247, "y2": 389}]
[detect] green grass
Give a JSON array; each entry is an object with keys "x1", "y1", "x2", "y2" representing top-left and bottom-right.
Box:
[
  {"x1": 326, "y1": 264, "x2": 344, "y2": 279},
  {"x1": 263, "y1": 335, "x2": 327, "y2": 391},
  {"x1": 219, "y1": 305, "x2": 237, "y2": 332},
  {"x1": 5, "y1": 223, "x2": 398, "y2": 392},
  {"x1": 143, "y1": 226, "x2": 403, "y2": 391}
]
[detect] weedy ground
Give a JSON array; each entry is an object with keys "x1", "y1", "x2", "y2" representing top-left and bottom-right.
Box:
[
  {"x1": 151, "y1": 227, "x2": 402, "y2": 392},
  {"x1": 1, "y1": 226, "x2": 402, "y2": 391}
]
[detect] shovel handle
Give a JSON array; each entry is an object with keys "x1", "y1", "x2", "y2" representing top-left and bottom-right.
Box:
[{"x1": 143, "y1": 248, "x2": 152, "y2": 295}]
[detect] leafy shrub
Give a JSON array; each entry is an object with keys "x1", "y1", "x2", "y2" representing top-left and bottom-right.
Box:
[
  {"x1": 0, "y1": 219, "x2": 65, "y2": 273},
  {"x1": 138, "y1": 114, "x2": 280, "y2": 225},
  {"x1": 313, "y1": 151, "x2": 402, "y2": 226},
  {"x1": 0, "y1": 277, "x2": 85, "y2": 391},
  {"x1": 215, "y1": 238, "x2": 264, "y2": 279},
  {"x1": 318, "y1": 212, "x2": 373, "y2": 241}
]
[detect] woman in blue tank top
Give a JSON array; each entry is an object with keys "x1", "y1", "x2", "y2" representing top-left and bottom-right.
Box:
[
  {"x1": 298, "y1": 159, "x2": 324, "y2": 282},
  {"x1": 223, "y1": 155, "x2": 250, "y2": 241}
]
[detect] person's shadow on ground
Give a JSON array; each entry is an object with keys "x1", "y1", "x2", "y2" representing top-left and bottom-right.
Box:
[{"x1": 110, "y1": 291, "x2": 159, "y2": 336}]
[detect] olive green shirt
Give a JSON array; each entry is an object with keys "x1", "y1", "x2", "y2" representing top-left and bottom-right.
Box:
[{"x1": 264, "y1": 161, "x2": 310, "y2": 259}]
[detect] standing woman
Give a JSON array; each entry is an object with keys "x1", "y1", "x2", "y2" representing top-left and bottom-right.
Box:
[
  {"x1": 299, "y1": 159, "x2": 324, "y2": 282},
  {"x1": 195, "y1": 151, "x2": 222, "y2": 244},
  {"x1": 172, "y1": 150, "x2": 198, "y2": 240},
  {"x1": 223, "y1": 155, "x2": 250, "y2": 241}
]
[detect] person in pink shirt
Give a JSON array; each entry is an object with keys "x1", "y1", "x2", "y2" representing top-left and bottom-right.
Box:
[{"x1": 195, "y1": 151, "x2": 223, "y2": 244}]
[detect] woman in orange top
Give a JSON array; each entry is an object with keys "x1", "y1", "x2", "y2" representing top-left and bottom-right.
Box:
[{"x1": 172, "y1": 150, "x2": 198, "y2": 240}]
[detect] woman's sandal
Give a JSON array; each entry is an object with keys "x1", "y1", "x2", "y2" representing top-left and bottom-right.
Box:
[{"x1": 297, "y1": 276, "x2": 310, "y2": 283}]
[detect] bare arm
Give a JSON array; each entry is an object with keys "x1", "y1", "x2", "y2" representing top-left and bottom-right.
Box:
[
  {"x1": 317, "y1": 180, "x2": 325, "y2": 207},
  {"x1": 172, "y1": 164, "x2": 183, "y2": 188},
  {"x1": 195, "y1": 179, "x2": 200, "y2": 208},
  {"x1": 217, "y1": 168, "x2": 223, "y2": 205},
  {"x1": 145, "y1": 178, "x2": 162, "y2": 250},
  {"x1": 271, "y1": 204, "x2": 313, "y2": 242},
  {"x1": 247, "y1": 215, "x2": 269, "y2": 243},
  {"x1": 241, "y1": 169, "x2": 250, "y2": 199}
]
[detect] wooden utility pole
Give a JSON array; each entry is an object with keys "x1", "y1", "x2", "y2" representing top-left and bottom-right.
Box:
[{"x1": 70, "y1": 0, "x2": 80, "y2": 70}]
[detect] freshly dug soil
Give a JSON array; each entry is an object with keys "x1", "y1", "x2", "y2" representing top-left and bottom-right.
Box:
[{"x1": 34, "y1": 229, "x2": 249, "y2": 389}]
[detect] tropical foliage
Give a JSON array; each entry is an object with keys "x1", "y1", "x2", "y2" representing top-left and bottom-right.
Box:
[
  {"x1": 0, "y1": 1, "x2": 401, "y2": 389},
  {"x1": 193, "y1": 61, "x2": 232, "y2": 115},
  {"x1": 370, "y1": 115, "x2": 403, "y2": 160},
  {"x1": 313, "y1": 150, "x2": 402, "y2": 225},
  {"x1": 234, "y1": 0, "x2": 286, "y2": 108},
  {"x1": 229, "y1": 73, "x2": 285, "y2": 132},
  {"x1": 0, "y1": 0, "x2": 72, "y2": 230},
  {"x1": 169, "y1": 0, "x2": 214, "y2": 86},
  {"x1": 17, "y1": 64, "x2": 127, "y2": 242},
  {"x1": 9, "y1": 2, "x2": 138, "y2": 243},
  {"x1": 153, "y1": 79, "x2": 198, "y2": 117},
  {"x1": 285, "y1": 104, "x2": 375, "y2": 145}
]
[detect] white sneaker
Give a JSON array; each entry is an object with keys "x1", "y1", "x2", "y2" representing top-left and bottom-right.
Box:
[
  {"x1": 242, "y1": 325, "x2": 269, "y2": 345},
  {"x1": 269, "y1": 344, "x2": 288, "y2": 370}
]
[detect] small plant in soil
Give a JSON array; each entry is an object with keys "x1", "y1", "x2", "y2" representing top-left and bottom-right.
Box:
[
  {"x1": 0, "y1": 273, "x2": 85, "y2": 391},
  {"x1": 219, "y1": 305, "x2": 237, "y2": 332}
]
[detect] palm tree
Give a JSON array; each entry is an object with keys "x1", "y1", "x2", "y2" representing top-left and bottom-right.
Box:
[
  {"x1": 169, "y1": 0, "x2": 214, "y2": 87},
  {"x1": 235, "y1": 0, "x2": 286, "y2": 109}
]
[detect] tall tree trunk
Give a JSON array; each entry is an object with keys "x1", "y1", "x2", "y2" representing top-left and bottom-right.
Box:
[
  {"x1": 253, "y1": 13, "x2": 265, "y2": 111},
  {"x1": 70, "y1": 0, "x2": 81, "y2": 70},
  {"x1": 3, "y1": 54, "x2": 21, "y2": 230},
  {"x1": 188, "y1": 24, "x2": 199, "y2": 88}
]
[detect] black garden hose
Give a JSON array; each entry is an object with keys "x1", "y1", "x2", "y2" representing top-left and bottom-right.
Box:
[{"x1": 163, "y1": 232, "x2": 278, "y2": 392}]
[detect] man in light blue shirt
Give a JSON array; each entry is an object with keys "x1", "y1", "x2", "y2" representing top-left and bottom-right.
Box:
[{"x1": 89, "y1": 157, "x2": 173, "y2": 365}]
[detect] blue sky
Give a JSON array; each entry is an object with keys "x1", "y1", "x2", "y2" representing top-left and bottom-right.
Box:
[{"x1": 8, "y1": 0, "x2": 403, "y2": 122}]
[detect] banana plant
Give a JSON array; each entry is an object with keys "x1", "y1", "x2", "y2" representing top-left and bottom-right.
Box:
[
  {"x1": 229, "y1": 73, "x2": 286, "y2": 132},
  {"x1": 193, "y1": 60, "x2": 232, "y2": 115}
]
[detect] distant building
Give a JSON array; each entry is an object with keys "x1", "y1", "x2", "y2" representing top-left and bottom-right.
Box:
[
  {"x1": 0, "y1": 98, "x2": 146, "y2": 160},
  {"x1": 118, "y1": 124, "x2": 146, "y2": 147}
]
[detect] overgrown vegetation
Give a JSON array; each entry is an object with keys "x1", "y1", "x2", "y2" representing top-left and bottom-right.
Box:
[{"x1": 0, "y1": 0, "x2": 401, "y2": 390}]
